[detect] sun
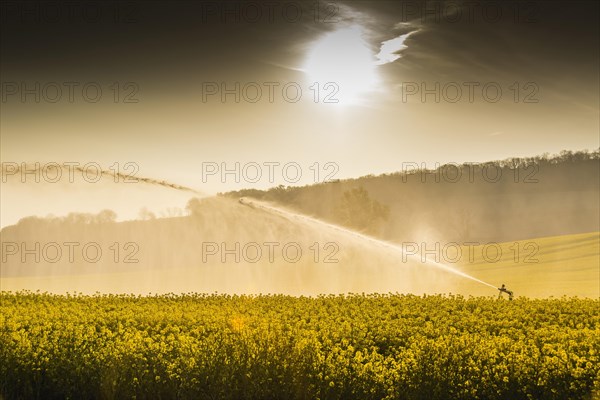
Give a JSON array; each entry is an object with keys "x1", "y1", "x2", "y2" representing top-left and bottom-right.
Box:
[{"x1": 303, "y1": 25, "x2": 379, "y2": 106}]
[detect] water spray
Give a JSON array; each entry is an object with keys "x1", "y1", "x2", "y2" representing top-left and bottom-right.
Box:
[
  {"x1": 1, "y1": 162, "x2": 202, "y2": 194},
  {"x1": 239, "y1": 198, "x2": 499, "y2": 291}
]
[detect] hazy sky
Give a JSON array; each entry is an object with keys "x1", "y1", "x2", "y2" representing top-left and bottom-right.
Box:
[{"x1": 1, "y1": 0, "x2": 599, "y2": 226}]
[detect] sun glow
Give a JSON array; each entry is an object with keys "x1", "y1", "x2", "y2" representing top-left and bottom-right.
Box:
[{"x1": 303, "y1": 25, "x2": 380, "y2": 106}]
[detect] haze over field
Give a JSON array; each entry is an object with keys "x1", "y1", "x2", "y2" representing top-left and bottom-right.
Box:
[
  {"x1": 1, "y1": 1, "x2": 598, "y2": 297},
  {"x1": 1, "y1": 153, "x2": 598, "y2": 297}
]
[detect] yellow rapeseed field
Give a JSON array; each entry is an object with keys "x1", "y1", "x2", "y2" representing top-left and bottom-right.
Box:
[{"x1": 1, "y1": 293, "x2": 598, "y2": 399}]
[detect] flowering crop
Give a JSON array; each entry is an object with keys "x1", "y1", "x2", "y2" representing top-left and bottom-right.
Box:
[{"x1": 1, "y1": 292, "x2": 598, "y2": 399}]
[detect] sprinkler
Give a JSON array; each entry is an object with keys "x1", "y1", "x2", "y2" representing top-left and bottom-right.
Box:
[
  {"x1": 239, "y1": 197, "x2": 254, "y2": 208},
  {"x1": 498, "y1": 284, "x2": 514, "y2": 300}
]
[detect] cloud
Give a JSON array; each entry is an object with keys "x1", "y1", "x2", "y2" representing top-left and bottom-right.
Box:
[{"x1": 375, "y1": 30, "x2": 419, "y2": 65}]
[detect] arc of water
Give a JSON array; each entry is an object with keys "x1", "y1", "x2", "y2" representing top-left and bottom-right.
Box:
[
  {"x1": 1, "y1": 163, "x2": 202, "y2": 194},
  {"x1": 241, "y1": 198, "x2": 498, "y2": 290}
]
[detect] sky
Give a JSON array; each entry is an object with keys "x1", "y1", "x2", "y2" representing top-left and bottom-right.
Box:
[{"x1": 1, "y1": 0, "x2": 599, "y2": 226}]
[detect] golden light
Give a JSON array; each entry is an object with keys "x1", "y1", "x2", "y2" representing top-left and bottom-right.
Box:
[{"x1": 303, "y1": 25, "x2": 380, "y2": 106}]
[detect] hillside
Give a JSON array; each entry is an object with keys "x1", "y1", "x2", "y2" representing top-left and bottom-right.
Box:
[
  {"x1": 457, "y1": 232, "x2": 599, "y2": 298},
  {"x1": 223, "y1": 150, "x2": 600, "y2": 243},
  {"x1": 1, "y1": 150, "x2": 598, "y2": 296},
  {"x1": 1, "y1": 199, "x2": 598, "y2": 297},
  {"x1": 0, "y1": 197, "x2": 462, "y2": 295}
]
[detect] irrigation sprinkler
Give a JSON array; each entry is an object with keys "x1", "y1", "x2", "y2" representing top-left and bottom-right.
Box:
[{"x1": 498, "y1": 284, "x2": 514, "y2": 300}]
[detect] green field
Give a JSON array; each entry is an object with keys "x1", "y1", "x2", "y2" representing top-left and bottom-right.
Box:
[
  {"x1": 458, "y1": 232, "x2": 600, "y2": 298},
  {"x1": 1, "y1": 293, "x2": 598, "y2": 400}
]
